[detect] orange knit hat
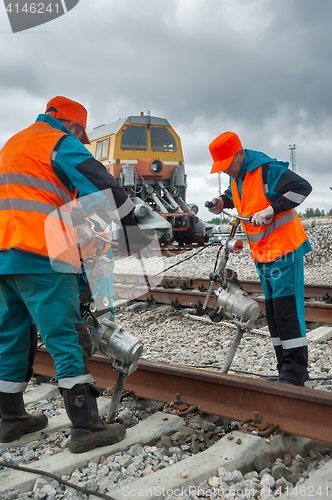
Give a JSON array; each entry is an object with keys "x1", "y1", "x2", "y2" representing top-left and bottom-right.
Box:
[
  {"x1": 45, "y1": 96, "x2": 90, "y2": 144},
  {"x1": 209, "y1": 132, "x2": 242, "y2": 173}
]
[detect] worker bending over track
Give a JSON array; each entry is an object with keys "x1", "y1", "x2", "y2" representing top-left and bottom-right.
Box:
[
  {"x1": 0, "y1": 96, "x2": 152, "y2": 452},
  {"x1": 207, "y1": 132, "x2": 312, "y2": 387}
]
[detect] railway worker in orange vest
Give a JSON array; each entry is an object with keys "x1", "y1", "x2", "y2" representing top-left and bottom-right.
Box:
[
  {"x1": 0, "y1": 96, "x2": 152, "y2": 451},
  {"x1": 207, "y1": 132, "x2": 312, "y2": 387}
]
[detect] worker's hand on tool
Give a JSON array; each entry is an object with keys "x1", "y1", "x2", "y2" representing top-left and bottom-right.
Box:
[
  {"x1": 71, "y1": 207, "x2": 87, "y2": 227},
  {"x1": 251, "y1": 206, "x2": 274, "y2": 226},
  {"x1": 117, "y1": 225, "x2": 155, "y2": 258},
  {"x1": 207, "y1": 197, "x2": 224, "y2": 215}
]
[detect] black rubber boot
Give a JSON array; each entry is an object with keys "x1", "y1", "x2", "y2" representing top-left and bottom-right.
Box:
[
  {"x1": 62, "y1": 383, "x2": 126, "y2": 453},
  {"x1": 0, "y1": 392, "x2": 48, "y2": 443}
]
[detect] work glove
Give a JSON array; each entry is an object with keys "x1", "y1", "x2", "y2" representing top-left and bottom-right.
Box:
[
  {"x1": 116, "y1": 225, "x2": 156, "y2": 258},
  {"x1": 251, "y1": 205, "x2": 274, "y2": 226},
  {"x1": 207, "y1": 197, "x2": 224, "y2": 215}
]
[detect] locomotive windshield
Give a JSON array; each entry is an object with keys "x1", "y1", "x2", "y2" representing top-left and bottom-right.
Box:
[
  {"x1": 150, "y1": 127, "x2": 177, "y2": 152},
  {"x1": 121, "y1": 125, "x2": 148, "y2": 150}
]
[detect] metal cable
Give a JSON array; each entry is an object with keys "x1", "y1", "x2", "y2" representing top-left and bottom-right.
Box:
[{"x1": 111, "y1": 241, "x2": 220, "y2": 301}]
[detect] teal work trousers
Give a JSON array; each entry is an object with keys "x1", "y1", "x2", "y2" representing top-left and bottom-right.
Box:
[
  {"x1": 0, "y1": 273, "x2": 91, "y2": 392},
  {"x1": 255, "y1": 259, "x2": 308, "y2": 386}
]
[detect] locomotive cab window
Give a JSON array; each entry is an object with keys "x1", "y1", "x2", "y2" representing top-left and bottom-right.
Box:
[
  {"x1": 121, "y1": 125, "x2": 147, "y2": 150},
  {"x1": 150, "y1": 127, "x2": 177, "y2": 152},
  {"x1": 95, "y1": 138, "x2": 109, "y2": 160}
]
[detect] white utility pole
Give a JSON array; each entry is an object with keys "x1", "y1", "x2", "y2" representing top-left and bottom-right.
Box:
[{"x1": 289, "y1": 144, "x2": 297, "y2": 172}]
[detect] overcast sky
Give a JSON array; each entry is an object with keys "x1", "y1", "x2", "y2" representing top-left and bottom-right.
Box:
[{"x1": 1, "y1": 0, "x2": 331, "y2": 221}]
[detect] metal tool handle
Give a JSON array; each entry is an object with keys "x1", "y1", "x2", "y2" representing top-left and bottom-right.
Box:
[
  {"x1": 221, "y1": 325, "x2": 244, "y2": 373},
  {"x1": 220, "y1": 208, "x2": 252, "y2": 223},
  {"x1": 205, "y1": 201, "x2": 252, "y2": 223}
]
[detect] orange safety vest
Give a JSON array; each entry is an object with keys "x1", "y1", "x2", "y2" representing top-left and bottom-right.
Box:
[
  {"x1": 0, "y1": 121, "x2": 80, "y2": 271},
  {"x1": 231, "y1": 166, "x2": 308, "y2": 263}
]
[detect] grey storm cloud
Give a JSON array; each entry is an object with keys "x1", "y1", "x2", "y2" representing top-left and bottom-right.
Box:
[{"x1": 0, "y1": 0, "x2": 331, "y2": 219}]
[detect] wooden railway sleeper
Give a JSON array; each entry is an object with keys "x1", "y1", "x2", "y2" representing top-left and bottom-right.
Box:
[
  {"x1": 165, "y1": 392, "x2": 199, "y2": 416},
  {"x1": 239, "y1": 411, "x2": 279, "y2": 438}
]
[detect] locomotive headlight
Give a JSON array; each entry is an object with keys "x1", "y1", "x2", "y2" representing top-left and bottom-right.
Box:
[
  {"x1": 134, "y1": 203, "x2": 148, "y2": 218},
  {"x1": 151, "y1": 160, "x2": 163, "y2": 174}
]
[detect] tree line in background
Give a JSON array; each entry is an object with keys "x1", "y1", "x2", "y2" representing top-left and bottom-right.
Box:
[
  {"x1": 206, "y1": 207, "x2": 332, "y2": 225},
  {"x1": 298, "y1": 208, "x2": 332, "y2": 218}
]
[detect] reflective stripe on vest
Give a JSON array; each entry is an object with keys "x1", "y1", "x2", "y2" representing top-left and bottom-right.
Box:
[
  {"x1": 0, "y1": 172, "x2": 72, "y2": 205},
  {"x1": 0, "y1": 198, "x2": 73, "y2": 224},
  {"x1": 0, "y1": 121, "x2": 80, "y2": 270},
  {"x1": 231, "y1": 166, "x2": 307, "y2": 263},
  {"x1": 247, "y1": 211, "x2": 295, "y2": 243}
]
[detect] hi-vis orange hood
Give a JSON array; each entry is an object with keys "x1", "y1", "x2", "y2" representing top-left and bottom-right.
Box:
[
  {"x1": 231, "y1": 167, "x2": 307, "y2": 263},
  {"x1": 0, "y1": 121, "x2": 80, "y2": 271}
]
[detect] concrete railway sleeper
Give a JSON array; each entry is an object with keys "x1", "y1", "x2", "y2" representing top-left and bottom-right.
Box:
[{"x1": 0, "y1": 383, "x2": 332, "y2": 499}]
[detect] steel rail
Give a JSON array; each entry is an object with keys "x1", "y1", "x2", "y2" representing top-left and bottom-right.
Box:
[
  {"x1": 113, "y1": 273, "x2": 332, "y2": 299},
  {"x1": 33, "y1": 348, "x2": 332, "y2": 445},
  {"x1": 112, "y1": 283, "x2": 332, "y2": 324}
]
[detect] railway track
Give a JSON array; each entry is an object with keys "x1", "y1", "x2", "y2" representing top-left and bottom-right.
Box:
[
  {"x1": 3, "y1": 321, "x2": 332, "y2": 496},
  {"x1": 33, "y1": 349, "x2": 332, "y2": 445},
  {"x1": 112, "y1": 273, "x2": 332, "y2": 324},
  {"x1": 113, "y1": 244, "x2": 207, "y2": 258},
  {"x1": 2, "y1": 358, "x2": 332, "y2": 498},
  {"x1": 29, "y1": 275, "x2": 332, "y2": 450},
  {"x1": 2, "y1": 275, "x2": 332, "y2": 497}
]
